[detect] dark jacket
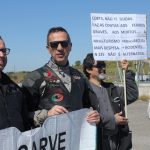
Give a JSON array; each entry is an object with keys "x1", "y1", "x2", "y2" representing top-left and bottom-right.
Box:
[
  {"x1": 102, "y1": 70, "x2": 139, "y2": 115},
  {"x1": 96, "y1": 70, "x2": 138, "y2": 150},
  {"x1": 0, "y1": 72, "x2": 29, "y2": 131},
  {"x1": 22, "y1": 63, "x2": 99, "y2": 125}
]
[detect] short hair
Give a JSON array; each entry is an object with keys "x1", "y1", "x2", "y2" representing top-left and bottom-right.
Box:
[
  {"x1": 83, "y1": 53, "x2": 95, "y2": 78},
  {"x1": 46, "y1": 27, "x2": 71, "y2": 47},
  {"x1": 83, "y1": 53, "x2": 106, "y2": 78}
]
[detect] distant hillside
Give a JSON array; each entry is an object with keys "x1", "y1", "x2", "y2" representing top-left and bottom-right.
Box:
[
  {"x1": 7, "y1": 71, "x2": 30, "y2": 83},
  {"x1": 7, "y1": 60, "x2": 150, "y2": 84}
]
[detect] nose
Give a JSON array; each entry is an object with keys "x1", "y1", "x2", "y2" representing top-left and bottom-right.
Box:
[{"x1": 57, "y1": 43, "x2": 63, "y2": 50}]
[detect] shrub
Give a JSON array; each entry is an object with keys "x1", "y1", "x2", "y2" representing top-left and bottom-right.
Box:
[{"x1": 139, "y1": 95, "x2": 150, "y2": 101}]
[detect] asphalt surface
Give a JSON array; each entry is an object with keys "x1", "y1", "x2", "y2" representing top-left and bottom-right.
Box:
[{"x1": 128, "y1": 100, "x2": 150, "y2": 150}]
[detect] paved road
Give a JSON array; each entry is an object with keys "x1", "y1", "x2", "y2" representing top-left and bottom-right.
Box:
[{"x1": 128, "y1": 100, "x2": 150, "y2": 150}]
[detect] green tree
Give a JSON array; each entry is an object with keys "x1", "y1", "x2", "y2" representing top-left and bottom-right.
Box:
[{"x1": 75, "y1": 60, "x2": 81, "y2": 67}]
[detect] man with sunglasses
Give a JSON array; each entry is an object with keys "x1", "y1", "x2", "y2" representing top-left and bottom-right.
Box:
[
  {"x1": 22, "y1": 27, "x2": 100, "y2": 127},
  {"x1": 83, "y1": 53, "x2": 138, "y2": 150},
  {"x1": 0, "y1": 36, "x2": 29, "y2": 131}
]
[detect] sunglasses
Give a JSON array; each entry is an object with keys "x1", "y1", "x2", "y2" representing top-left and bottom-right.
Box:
[
  {"x1": 0, "y1": 48, "x2": 10, "y2": 55},
  {"x1": 48, "y1": 40, "x2": 70, "y2": 49},
  {"x1": 93, "y1": 62, "x2": 106, "y2": 69}
]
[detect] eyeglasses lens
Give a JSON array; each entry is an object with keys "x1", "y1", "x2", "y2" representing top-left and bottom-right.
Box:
[
  {"x1": 0, "y1": 48, "x2": 10, "y2": 55},
  {"x1": 49, "y1": 40, "x2": 69, "y2": 49}
]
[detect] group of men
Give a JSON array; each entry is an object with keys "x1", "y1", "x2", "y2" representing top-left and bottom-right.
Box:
[{"x1": 0, "y1": 27, "x2": 138, "y2": 150}]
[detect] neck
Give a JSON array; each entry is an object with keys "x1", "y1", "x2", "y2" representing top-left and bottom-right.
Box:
[
  {"x1": 89, "y1": 78, "x2": 101, "y2": 87},
  {"x1": 51, "y1": 57, "x2": 68, "y2": 67}
]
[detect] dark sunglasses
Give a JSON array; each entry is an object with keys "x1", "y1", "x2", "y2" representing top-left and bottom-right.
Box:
[
  {"x1": 0, "y1": 48, "x2": 10, "y2": 55},
  {"x1": 48, "y1": 40, "x2": 70, "y2": 49},
  {"x1": 93, "y1": 62, "x2": 106, "y2": 69}
]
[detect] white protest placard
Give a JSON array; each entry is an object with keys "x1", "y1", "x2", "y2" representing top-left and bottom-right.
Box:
[
  {"x1": 0, "y1": 109, "x2": 96, "y2": 150},
  {"x1": 91, "y1": 13, "x2": 147, "y2": 61}
]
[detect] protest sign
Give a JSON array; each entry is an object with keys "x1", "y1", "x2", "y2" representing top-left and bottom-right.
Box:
[
  {"x1": 0, "y1": 109, "x2": 96, "y2": 150},
  {"x1": 91, "y1": 13, "x2": 147, "y2": 60}
]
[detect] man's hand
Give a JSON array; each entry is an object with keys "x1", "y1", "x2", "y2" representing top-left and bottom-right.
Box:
[
  {"x1": 86, "y1": 109, "x2": 100, "y2": 124},
  {"x1": 120, "y1": 60, "x2": 129, "y2": 70},
  {"x1": 115, "y1": 112, "x2": 128, "y2": 125},
  {"x1": 47, "y1": 105, "x2": 68, "y2": 116}
]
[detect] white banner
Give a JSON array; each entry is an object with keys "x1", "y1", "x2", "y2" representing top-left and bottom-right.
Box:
[
  {"x1": 91, "y1": 13, "x2": 147, "y2": 61},
  {"x1": 0, "y1": 109, "x2": 96, "y2": 150}
]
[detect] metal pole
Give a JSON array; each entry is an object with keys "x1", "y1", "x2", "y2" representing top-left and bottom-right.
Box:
[{"x1": 123, "y1": 69, "x2": 127, "y2": 118}]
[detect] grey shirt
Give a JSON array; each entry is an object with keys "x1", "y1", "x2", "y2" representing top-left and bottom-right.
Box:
[{"x1": 90, "y1": 82, "x2": 117, "y2": 134}]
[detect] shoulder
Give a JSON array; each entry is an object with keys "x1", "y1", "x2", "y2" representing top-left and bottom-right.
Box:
[
  {"x1": 69, "y1": 66, "x2": 83, "y2": 75},
  {"x1": 2, "y1": 72, "x2": 12, "y2": 81},
  {"x1": 126, "y1": 70, "x2": 135, "y2": 79},
  {"x1": 2, "y1": 72, "x2": 16, "y2": 85},
  {"x1": 69, "y1": 66, "x2": 86, "y2": 79},
  {"x1": 101, "y1": 81, "x2": 121, "y2": 97},
  {"x1": 126, "y1": 70, "x2": 135, "y2": 75},
  {"x1": 2, "y1": 72, "x2": 22, "y2": 91},
  {"x1": 26, "y1": 65, "x2": 47, "y2": 80},
  {"x1": 101, "y1": 81, "x2": 115, "y2": 89},
  {"x1": 22, "y1": 66, "x2": 46, "y2": 87}
]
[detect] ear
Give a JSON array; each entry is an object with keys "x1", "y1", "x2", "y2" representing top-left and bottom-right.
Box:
[
  {"x1": 68, "y1": 43, "x2": 72, "y2": 51},
  {"x1": 46, "y1": 46, "x2": 52, "y2": 55},
  {"x1": 86, "y1": 68, "x2": 92, "y2": 74}
]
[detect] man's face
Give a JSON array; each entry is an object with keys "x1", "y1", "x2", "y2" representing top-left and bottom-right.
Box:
[
  {"x1": 0, "y1": 40, "x2": 7, "y2": 71},
  {"x1": 47, "y1": 31, "x2": 72, "y2": 66},
  {"x1": 89, "y1": 61, "x2": 106, "y2": 79}
]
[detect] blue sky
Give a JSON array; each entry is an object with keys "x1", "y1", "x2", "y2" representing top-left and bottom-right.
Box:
[{"x1": 0, "y1": 0, "x2": 149, "y2": 72}]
